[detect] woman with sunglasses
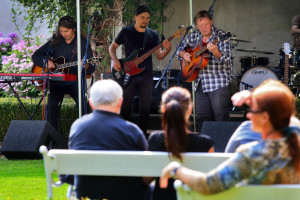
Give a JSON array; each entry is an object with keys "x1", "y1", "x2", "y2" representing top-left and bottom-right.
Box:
[{"x1": 160, "y1": 80, "x2": 300, "y2": 194}]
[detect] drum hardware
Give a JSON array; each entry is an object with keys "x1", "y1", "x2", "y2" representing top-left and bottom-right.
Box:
[
  {"x1": 251, "y1": 54, "x2": 258, "y2": 66},
  {"x1": 235, "y1": 48, "x2": 274, "y2": 55},
  {"x1": 230, "y1": 37, "x2": 252, "y2": 43},
  {"x1": 229, "y1": 36, "x2": 252, "y2": 50}
]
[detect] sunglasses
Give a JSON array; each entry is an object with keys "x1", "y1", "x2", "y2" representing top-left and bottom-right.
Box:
[{"x1": 247, "y1": 108, "x2": 265, "y2": 114}]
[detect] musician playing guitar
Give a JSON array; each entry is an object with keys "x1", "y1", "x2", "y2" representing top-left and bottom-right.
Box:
[
  {"x1": 109, "y1": 5, "x2": 171, "y2": 136},
  {"x1": 177, "y1": 10, "x2": 232, "y2": 131},
  {"x1": 31, "y1": 16, "x2": 95, "y2": 132}
]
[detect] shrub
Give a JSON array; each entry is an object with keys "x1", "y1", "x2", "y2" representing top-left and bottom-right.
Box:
[
  {"x1": 0, "y1": 97, "x2": 78, "y2": 142},
  {"x1": 0, "y1": 35, "x2": 45, "y2": 98}
]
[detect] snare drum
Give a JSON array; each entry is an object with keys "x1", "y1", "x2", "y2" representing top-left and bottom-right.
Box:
[{"x1": 239, "y1": 66, "x2": 278, "y2": 91}]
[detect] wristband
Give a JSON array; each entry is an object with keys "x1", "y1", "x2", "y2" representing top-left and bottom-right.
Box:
[{"x1": 170, "y1": 164, "x2": 182, "y2": 179}]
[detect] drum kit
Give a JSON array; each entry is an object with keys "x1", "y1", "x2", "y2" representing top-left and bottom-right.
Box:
[{"x1": 230, "y1": 37, "x2": 300, "y2": 93}]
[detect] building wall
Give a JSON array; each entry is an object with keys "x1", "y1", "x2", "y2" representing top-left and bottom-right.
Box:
[{"x1": 0, "y1": 0, "x2": 51, "y2": 42}]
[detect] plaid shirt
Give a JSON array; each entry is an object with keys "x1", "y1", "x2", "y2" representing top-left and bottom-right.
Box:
[{"x1": 177, "y1": 26, "x2": 232, "y2": 93}]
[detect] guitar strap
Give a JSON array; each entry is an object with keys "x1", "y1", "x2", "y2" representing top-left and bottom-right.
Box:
[{"x1": 141, "y1": 28, "x2": 150, "y2": 50}]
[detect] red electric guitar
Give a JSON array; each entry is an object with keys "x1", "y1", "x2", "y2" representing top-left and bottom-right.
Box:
[{"x1": 112, "y1": 28, "x2": 187, "y2": 86}]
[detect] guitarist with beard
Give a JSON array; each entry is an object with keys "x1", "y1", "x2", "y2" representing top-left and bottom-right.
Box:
[
  {"x1": 177, "y1": 10, "x2": 232, "y2": 131},
  {"x1": 32, "y1": 16, "x2": 95, "y2": 132},
  {"x1": 109, "y1": 5, "x2": 171, "y2": 137}
]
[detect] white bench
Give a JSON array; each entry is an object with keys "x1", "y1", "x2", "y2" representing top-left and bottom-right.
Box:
[
  {"x1": 39, "y1": 145, "x2": 231, "y2": 199},
  {"x1": 174, "y1": 179, "x2": 300, "y2": 200},
  {"x1": 40, "y1": 146, "x2": 300, "y2": 200}
]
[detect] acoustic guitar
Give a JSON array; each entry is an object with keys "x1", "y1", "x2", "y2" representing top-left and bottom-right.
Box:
[
  {"x1": 112, "y1": 28, "x2": 187, "y2": 86},
  {"x1": 180, "y1": 32, "x2": 231, "y2": 82},
  {"x1": 31, "y1": 56, "x2": 102, "y2": 88}
]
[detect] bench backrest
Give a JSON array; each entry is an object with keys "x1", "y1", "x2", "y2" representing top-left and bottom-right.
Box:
[
  {"x1": 39, "y1": 145, "x2": 232, "y2": 199},
  {"x1": 40, "y1": 146, "x2": 231, "y2": 177}
]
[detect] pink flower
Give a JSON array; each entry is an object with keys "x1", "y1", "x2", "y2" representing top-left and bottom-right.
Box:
[{"x1": 8, "y1": 32, "x2": 17, "y2": 39}]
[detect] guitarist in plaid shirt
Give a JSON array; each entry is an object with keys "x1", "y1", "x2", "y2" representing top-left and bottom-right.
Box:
[{"x1": 177, "y1": 10, "x2": 232, "y2": 131}]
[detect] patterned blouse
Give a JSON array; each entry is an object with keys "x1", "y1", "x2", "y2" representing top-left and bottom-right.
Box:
[{"x1": 189, "y1": 137, "x2": 300, "y2": 194}]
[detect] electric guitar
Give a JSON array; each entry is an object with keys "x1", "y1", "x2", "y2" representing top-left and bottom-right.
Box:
[
  {"x1": 31, "y1": 56, "x2": 102, "y2": 88},
  {"x1": 283, "y1": 43, "x2": 290, "y2": 86},
  {"x1": 180, "y1": 32, "x2": 232, "y2": 82},
  {"x1": 112, "y1": 28, "x2": 187, "y2": 86}
]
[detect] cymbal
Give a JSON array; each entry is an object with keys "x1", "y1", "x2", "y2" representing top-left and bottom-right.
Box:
[
  {"x1": 235, "y1": 48, "x2": 274, "y2": 54},
  {"x1": 230, "y1": 37, "x2": 252, "y2": 43}
]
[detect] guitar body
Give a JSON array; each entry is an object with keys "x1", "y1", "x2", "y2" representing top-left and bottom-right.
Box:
[
  {"x1": 31, "y1": 56, "x2": 102, "y2": 90},
  {"x1": 112, "y1": 49, "x2": 145, "y2": 86},
  {"x1": 180, "y1": 42, "x2": 209, "y2": 82},
  {"x1": 31, "y1": 57, "x2": 69, "y2": 74}
]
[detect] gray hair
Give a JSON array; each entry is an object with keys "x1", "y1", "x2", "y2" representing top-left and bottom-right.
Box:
[{"x1": 90, "y1": 79, "x2": 123, "y2": 107}]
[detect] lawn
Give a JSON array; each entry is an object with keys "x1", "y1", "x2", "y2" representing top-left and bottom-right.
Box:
[{"x1": 0, "y1": 157, "x2": 68, "y2": 200}]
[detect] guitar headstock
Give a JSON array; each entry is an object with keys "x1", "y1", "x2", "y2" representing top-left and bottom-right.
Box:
[
  {"x1": 219, "y1": 32, "x2": 232, "y2": 42},
  {"x1": 173, "y1": 27, "x2": 188, "y2": 38},
  {"x1": 89, "y1": 57, "x2": 102, "y2": 65},
  {"x1": 283, "y1": 43, "x2": 291, "y2": 55}
]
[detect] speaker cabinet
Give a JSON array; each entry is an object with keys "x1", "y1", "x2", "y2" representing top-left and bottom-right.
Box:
[
  {"x1": 1, "y1": 120, "x2": 67, "y2": 159},
  {"x1": 200, "y1": 121, "x2": 242, "y2": 152}
]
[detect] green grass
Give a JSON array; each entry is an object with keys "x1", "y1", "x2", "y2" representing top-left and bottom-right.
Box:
[{"x1": 0, "y1": 158, "x2": 68, "y2": 200}]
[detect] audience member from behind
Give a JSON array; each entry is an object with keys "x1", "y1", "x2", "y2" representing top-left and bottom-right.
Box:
[
  {"x1": 68, "y1": 79, "x2": 148, "y2": 200},
  {"x1": 160, "y1": 80, "x2": 300, "y2": 195},
  {"x1": 148, "y1": 87, "x2": 214, "y2": 200}
]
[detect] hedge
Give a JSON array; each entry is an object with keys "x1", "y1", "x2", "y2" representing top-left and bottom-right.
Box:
[
  {"x1": 0, "y1": 97, "x2": 79, "y2": 142},
  {"x1": 1, "y1": 97, "x2": 300, "y2": 143}
]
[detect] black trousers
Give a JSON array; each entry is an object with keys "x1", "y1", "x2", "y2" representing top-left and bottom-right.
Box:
[
  {"x1": 195, "y1": 83, "x2": 231, "y2": 132},
  {"x1": 121, "y1": 75, "x2": 153, "y2": 136},
  {"x1": 47, "y1": 81, "x2": 86, "y2": 131}
]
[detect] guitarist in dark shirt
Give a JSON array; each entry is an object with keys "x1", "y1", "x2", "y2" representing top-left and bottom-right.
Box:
[
  {"x1": 109, "y1": 5, "x2": 171, "y2": 136},
  {"x1": 32, "y1": 16, "x2": 95, "y2": 132}
]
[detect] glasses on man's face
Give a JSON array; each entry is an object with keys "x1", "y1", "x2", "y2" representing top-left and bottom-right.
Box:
[{"x1": 247, "y1": 108, "x2": 264, "y2": 114}]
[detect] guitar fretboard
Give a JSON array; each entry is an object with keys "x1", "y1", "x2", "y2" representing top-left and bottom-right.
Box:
[
  {"x1": 284, "y1": 55, "x2": 289, "y2": 86},
  {"x1": 134, "y1": 34, "x2": 175, "y2": 65},
  {"x1": 56, "y1": 58, "x2": 92, "y2": 69},
  {"x1": 195, "y1": 38, "x2": 219, "y2": 58}
]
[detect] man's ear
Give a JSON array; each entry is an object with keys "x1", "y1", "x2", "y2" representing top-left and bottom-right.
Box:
[
  {"x1": 117, "y1": 97, "x2": 123, "y2": 112},
  {"x1": 187, "y1": 104, "x2": 193, "y2": 116},
  {"x1": 89, "y1": 99, "x2": 95, "y2": 110}
]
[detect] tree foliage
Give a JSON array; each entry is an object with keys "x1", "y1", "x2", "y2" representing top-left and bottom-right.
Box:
[{"x1": 11, "y1": 0, "x2": 169, "y2": 77}]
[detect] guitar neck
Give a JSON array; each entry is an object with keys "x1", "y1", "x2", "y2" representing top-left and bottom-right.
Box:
[
  {"x1": 135, "y1": 35, "x2": 174, "y2": 65},
  {"x1": 284, "y1": 55, "x2": 289, "y2": 86},
  {"x1": 56, "y1": 58, "x2": 90, "y2": 69},
  {"x1": 195, "y1": 38, "x2": 219, "y2": 58}
]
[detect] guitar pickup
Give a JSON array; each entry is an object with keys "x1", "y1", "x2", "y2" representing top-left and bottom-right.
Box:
[{"x1": 114, "y1": 72, "x2": 121, "y2": 79}]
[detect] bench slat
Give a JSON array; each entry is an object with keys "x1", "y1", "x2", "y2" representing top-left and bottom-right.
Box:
[{"x1": 174, "y1": 180, "x2": 300, "y2": 200}]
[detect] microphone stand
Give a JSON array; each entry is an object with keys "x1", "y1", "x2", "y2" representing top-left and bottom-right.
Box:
[{"x1": 155, "y1": 29, "x2": 190, "y2": 89}]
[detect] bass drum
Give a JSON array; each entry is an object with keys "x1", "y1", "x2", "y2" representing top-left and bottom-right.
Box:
[{"x1": 239, "y1": 66, "x2": 278, "y2": 91}]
